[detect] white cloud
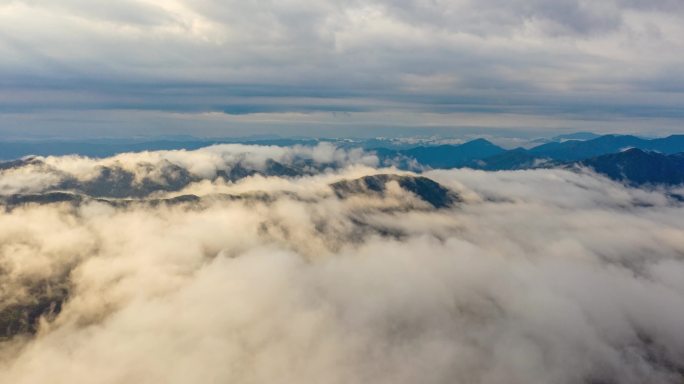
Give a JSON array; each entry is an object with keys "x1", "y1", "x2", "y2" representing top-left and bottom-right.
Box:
[
  {"x1": 0, "y1": 143, "x2": 380, "y2": 195},
  {"x1": 0, "y1": 147, "x2": 683, "y2": 383}
]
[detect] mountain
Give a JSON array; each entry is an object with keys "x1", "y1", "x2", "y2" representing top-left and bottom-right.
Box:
[
  {"x1": 3, "y1": 135, "x2": 684, "y2": 189},
  {"x1": 0, "y1": 157, "x2": 319, "y2": 199},
  {"x1": 0, "y1": 277, "x2": 68, "y2": 339},
  {"x1": 374, "y1": 135, "x2": 684, "y2": 171},
  {"x1": 578, "y1": 148, "x2": 684, "y2": 186},
  {"x1": 371, "y1": 136, "x2": 684, "y2": 187},
  {"x1": 401, "y1": 139, "x2": 505, "y2": 168},
  {"x1": 529, "y1": 132, "x2": 600, "y2": 145},
  {"x1": 551, "y1": 132, "x2": 601, "y2": 142},
  {"x1": 331, "y1": 174, "x2": 460, "y2": 209},
  {"x1": 470, "y1": 148, "x2": 554, "y2": 171},
  {"x1": 649, "y1": 135, "x2": 684, "y2": 153},
  {"x1": 375, "y1": 139, "x2": 505, "y2": 169},
  {"x1": 529, "y1": 135, "x2": 684, "y2": 161}
]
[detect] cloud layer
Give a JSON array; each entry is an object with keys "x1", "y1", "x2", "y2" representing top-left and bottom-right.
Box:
[
  {"x1": 1, "y1": 0, "x2": 683, "y2": 137},
  {"x1": 1, "y1": 145, "x2": 684, "y2": 383}
]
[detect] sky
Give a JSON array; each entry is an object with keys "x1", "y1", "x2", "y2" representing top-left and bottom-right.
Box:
[{"x1": 1, "y1": 0, "x2": 684, "y2": 139}]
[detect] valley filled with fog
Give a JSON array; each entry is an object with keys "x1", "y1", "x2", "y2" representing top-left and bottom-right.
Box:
[{"x1": 1, "y1": 144, "x2": 683, "y2": 383}]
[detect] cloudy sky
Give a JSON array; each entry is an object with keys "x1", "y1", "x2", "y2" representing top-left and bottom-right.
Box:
[{"x1": 1, "y1": 0, "x2": 683, "y2": 138}]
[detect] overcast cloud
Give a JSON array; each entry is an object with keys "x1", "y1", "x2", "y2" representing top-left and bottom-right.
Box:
[{"x1": 1, "y1": 0, "x2": 683, "y2": 137}]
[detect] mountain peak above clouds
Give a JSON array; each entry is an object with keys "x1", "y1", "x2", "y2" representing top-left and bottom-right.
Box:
[
  {"x1": 578, "y1": 148, "x2": 684, "y2": 186},
  {"x1": 330, "y1": 174, "x2": 460, "y2": 209}
]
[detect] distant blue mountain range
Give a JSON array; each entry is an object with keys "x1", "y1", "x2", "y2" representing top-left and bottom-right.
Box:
[
  {"x1": 527, "y1": 134, "x2": 684, "y2": 161},
  {"x1": 577, "y1": 149, "x2": 684, "y2": 186},
  {"x1": 1, "y1": 133, "x2": 684, "y2": 186},
  {"x1": 375, "y1": 134, "x2": 684, "y2": 186}
]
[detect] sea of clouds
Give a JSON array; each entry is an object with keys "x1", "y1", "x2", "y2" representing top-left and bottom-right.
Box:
[{"x1": 0, "y1": 144, "x2": 683, "y2": 384}]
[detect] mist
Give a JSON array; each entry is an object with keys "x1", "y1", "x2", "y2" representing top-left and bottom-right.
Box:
[{"x1": 1, "y1": 145, "x2": 683, "y2": 384}]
